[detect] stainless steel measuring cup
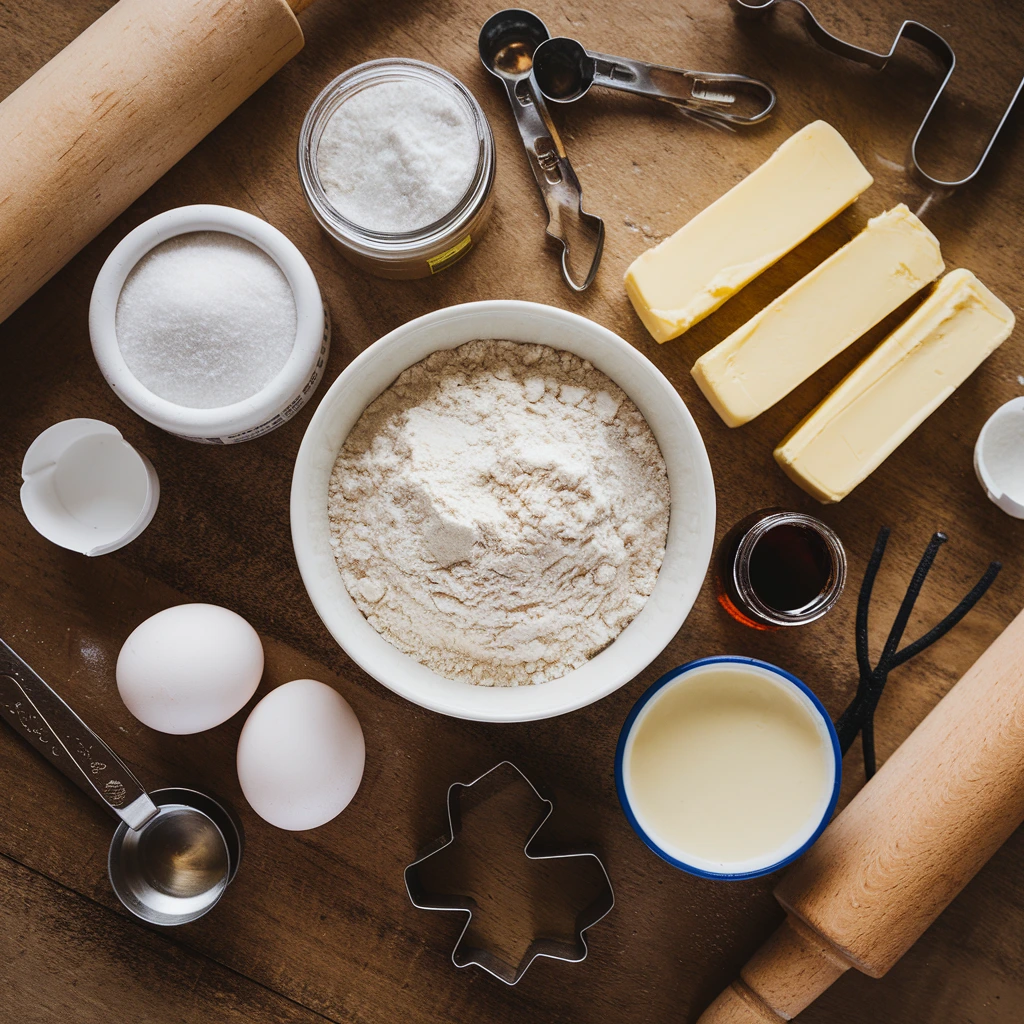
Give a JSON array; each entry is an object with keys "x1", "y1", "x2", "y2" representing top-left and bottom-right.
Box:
[
  {"x1": 532, "y1": 36, "x2": 776, "y2": 124},
  {"x1": 478, "y1": 9, "x2": 604, "y2": 291},
  {"x1": 0, "y1": 636, "x2": 238, "y2": 926}
]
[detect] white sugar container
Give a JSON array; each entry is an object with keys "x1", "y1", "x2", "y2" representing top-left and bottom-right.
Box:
[
  {"x1": 90, "y1": 206, "x2": 329, "y2": 444},
  {"x1": 298, "y1": 59, "x2": 495, "y2": 279}
]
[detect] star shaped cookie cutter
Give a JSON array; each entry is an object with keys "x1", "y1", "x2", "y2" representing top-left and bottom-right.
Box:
[{"x1": 404, "y1": 761, "x2": 615, "y2": 985}]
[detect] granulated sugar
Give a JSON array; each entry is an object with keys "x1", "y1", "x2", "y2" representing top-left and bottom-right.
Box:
[
  {"x1": 115, "y1": 232, "x2": 297, "y2": 409},
  {"x1": 316, "y1": 78, "x2": 479, "y2": 233},
  {"x1": 328, "y1": 340, "x2": 670, "y2": 687}
]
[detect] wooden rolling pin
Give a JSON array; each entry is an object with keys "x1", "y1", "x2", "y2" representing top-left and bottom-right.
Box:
[
  {"x1": 699, "y1": 606, "x2": 1024, "y2": 1023},
  {"x1": 0, "y1": 0, "x2": 316, "y2": 326}
]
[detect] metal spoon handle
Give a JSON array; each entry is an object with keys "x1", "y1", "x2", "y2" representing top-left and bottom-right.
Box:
[
  {"x1": 500, "y1": 76, "x2": 604, "y2": 291},
  {"x1": 0, "y1": 636, "x2": 157, "y2": 830},
  {"x1": 587, "y1": 51, "x2": 775, "y2": 124}
]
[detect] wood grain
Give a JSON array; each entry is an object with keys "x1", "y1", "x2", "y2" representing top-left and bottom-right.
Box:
[
  {"x1": 699, "y1": 609, "x2": 1024, "y2": 1021},
  {"x1": 0, "y1": 853, "x2": 329, "y2": 1024},
  {"x1": 1, "y1": 2, "x2": 1023, "y2": 1023},
  {"x1": 778, "y1": 608, "x2": 1024, "y2": 977},
  {"x1": 0, "y1": 0, "x2": 303, "y2": 323}
]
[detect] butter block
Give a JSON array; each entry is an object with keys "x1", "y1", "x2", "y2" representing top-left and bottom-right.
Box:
[
  {"x1": 775, "y1": 269, "x2": 1015, "y2": 503},
  {"x1": 624, "y1": 120, "x2": 873, "y2": 343},
  {"x1": 691, "y1": 204, "x2": 944, "y2": 427}
]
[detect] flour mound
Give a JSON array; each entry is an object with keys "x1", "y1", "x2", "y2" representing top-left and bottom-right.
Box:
[{"x1": 328, "y1": 340, "x2": 670, "y2": 686}]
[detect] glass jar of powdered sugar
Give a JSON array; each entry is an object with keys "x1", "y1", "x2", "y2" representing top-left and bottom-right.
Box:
[
  {"x1": 89, "y1": 205, "x2": 329, "y2": 444},
  {"x1": 298, "y1": 59, "x2": 495, "y2": 279}
]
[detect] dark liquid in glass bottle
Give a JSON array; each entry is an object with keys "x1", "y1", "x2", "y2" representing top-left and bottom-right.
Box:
[{"x1": 716, "y1": 509, "x2": 846, "y2": 630}]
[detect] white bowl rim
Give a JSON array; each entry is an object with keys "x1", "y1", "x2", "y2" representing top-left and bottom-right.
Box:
[
  {"x1": 974, "y1": 395, "x2": 1024, "y2": 518},
  {"x1": 290, "y1": 299, "x2": 716, "y2": 722},
  {"x1": 89, "y1": 205, "x2": 325, "y2": 436}
]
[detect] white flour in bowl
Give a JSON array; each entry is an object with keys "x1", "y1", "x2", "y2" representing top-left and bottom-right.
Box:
[{"x1": 328, "y1": 340, "x2": 670, "y2": 686}]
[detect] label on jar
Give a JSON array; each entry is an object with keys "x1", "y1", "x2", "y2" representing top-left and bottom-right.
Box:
[
  {"x1": 178, "y1": 306, "x2": 332, "y2": 445},
  {"x1": 427, "y1": 235, "x2": 473, "y2": 275}
]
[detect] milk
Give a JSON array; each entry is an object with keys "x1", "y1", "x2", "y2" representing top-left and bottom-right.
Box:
[{"x1": 622, "y1": 662, "x2": 836, "y2": 875}]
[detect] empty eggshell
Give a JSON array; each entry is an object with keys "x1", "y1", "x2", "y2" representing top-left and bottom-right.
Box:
[
  {"x1": 236, "y1": 679, "x2": 365, "y2": 830},
  {"x1": 117, "y1": 603, "x2": 264, "y2": 734}
]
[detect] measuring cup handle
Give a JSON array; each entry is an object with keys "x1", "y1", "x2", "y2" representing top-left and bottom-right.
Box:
[
  {"x1": 0, "y1": 636, "x2": 157, "y2": 830},
  {"x1": 589, "y1": 52, "x2": 776, "y2": 124}
]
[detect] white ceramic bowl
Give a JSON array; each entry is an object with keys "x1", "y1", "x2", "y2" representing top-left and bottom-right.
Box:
[
  {"x1": 90, "y1": 205, "x2": 329, "y2": 444},
  {"x1": 974, "y1": 397, "x2": 1024, "y2": 518},
  {"x1": 291, "y1": 301, "x2": 715, "y2": 722}
]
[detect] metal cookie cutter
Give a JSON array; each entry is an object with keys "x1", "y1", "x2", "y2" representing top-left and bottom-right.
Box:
[
  {"x1": 733, "y1": 0, "x2": 1024, "y2": 188},
  {"x1": 479, "y1": 9, "x2": 605, "y2": 292},
  {"x1": 404, "y1": 761, "x2": 614, "y2": 985}
]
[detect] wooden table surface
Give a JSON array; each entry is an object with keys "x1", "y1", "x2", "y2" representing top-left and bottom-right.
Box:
[{"x1": 2, "y1": 1, "x2": 1023, "y2": 1021}]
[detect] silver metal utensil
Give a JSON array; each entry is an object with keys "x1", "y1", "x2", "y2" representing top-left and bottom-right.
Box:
[
  {"x1": 0, "y1": 635, "x2": 236, "y2": 926},
  {"x1": 478, "y1": 9, "x2": 604, "y2": 292},
  {"x1": 404, "y1": 761, "x2": 614, "y2": 985},
  {"x1": 532, "y1": 36, "x2": 776, "y2": 124},
  {"x1": 733, "y1": 0, "x2": 1024, "y2": 189}
]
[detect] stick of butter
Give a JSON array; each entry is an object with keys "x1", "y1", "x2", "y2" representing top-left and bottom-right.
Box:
[
  {"x1": 691, "y1": 204, "x2": 944, "y2": 427},
  {"x1": 775, "y1": 269, "x2": 1015, "y2": 503},
  {"x1": 624, "y1": 120, "x2": 872, "y2": 344}
]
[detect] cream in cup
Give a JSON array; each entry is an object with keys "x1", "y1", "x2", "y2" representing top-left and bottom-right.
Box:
[{"x1": 616, "y1": 657, "x2": 840, "y2": 879}]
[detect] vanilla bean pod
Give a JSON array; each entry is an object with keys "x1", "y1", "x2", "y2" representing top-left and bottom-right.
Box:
[{"x1": 834, "y1": 527, "x2": 1001, "y2": 780}]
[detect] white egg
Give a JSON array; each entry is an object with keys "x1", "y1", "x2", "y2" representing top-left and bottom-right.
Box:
[
  {"x1": 116, "y1": 603, "x2": 264, "y2": 735},
  {"x1": 236, "y1": 679, "x2": 365, "y2": 831}
]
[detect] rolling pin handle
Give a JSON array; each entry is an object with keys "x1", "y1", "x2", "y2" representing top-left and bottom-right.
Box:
[
  {"x1": 697, "y1": 983, "x2": 783, "y2": 1024},
  {"x1": 700, "y1": 607, "x2": 1024, "y2": 1022},
  {"x1": 697, "y1": 916, "x2": 851, "y2": 1023}
]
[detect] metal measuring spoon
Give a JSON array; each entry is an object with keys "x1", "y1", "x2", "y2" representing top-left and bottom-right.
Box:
[
  {"x1": 0, "y1": 636, "x2": 235, "y2": 927},
  {"x1": 532, "y1": 36, "x2": 776, "y2": 125},
  {"x1": 478, "y1": 9, "x2": 604, "y2": 292}
]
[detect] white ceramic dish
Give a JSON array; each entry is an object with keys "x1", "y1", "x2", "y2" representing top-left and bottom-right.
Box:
[
  {"x1": 974, "y1": 397, "x2": 1024, "y2": 518},
  {"x1": 90, "y1": 205, "x2": 329, "y2": 444},
  {"x1": 21, "y1": 418, "x2": 159, "y2": 556},
  {"x1": 291, "y1": 301, "x2": 715, "y2": 722}
]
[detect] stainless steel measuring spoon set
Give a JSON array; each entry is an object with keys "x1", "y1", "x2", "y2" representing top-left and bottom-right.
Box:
[
  {"x1": 478, "y1": 9, "x2": 775, "y2": 291},
  {"x1": 0, "y1": 635, "x2": 241, "y2": 926}
]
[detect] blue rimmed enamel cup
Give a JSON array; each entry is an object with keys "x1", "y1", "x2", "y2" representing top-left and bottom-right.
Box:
[{"x1": 615, "y1": 656, "x2": 841, "y2": 880}]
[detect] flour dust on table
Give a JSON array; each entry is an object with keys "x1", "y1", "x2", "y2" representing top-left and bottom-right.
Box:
[{"x1": 328, "y1": 340, "x2": 670, "y2": 686}]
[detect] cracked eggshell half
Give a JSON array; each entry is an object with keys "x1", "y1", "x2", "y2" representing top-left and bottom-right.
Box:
[
  {"x1": 975, "y1": 397, "x2": 1024, "y2": 518},
  {"x1": 21, "y1": 418, "x2": 159, "y2": 556},
  {"x1": 236, "y1": 678, "x2": 365, "y2": 830}
]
